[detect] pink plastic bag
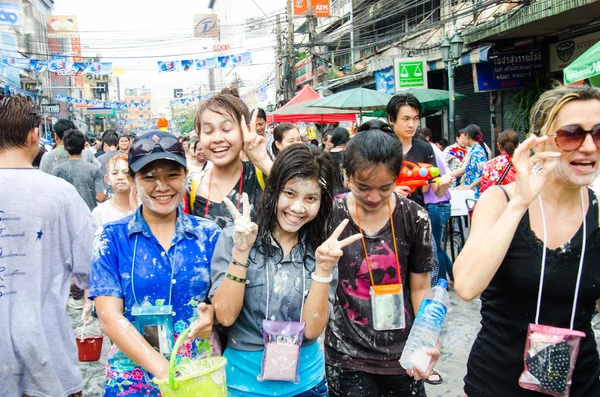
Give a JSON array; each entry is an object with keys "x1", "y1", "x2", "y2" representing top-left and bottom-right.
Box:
[
  {"x1": 518, "y1": 324, "x2": 585, "y2": 397},
  {"x1": 258, "y1": 320, "x2": 305, "y2": 383}
]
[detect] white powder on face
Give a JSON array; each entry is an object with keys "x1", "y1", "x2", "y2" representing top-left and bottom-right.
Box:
[{"x1": 135, "y1": 181, "x2": 155, "y2": 211}]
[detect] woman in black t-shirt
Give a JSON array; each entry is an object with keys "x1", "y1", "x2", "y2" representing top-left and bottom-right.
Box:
[
  {"x1": 454, "y1": 85, "x2": 600, "y2": 397},
  {"x1": 188, "y1": 88, "x2": 273, "y2": 229},
  {"x1": 325, "y1": 127, "x2": 437, "y2": 397}
]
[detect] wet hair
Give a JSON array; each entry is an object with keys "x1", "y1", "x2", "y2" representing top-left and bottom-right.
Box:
[
  {"x1": 195, "y1": 87, "x2": 250, "y2": 137},
  {"x1": 530, "y1": 84, "x2": 600, "y2": 138},
  {"x1": 106, "y1": 153, "x2": 129, "y2": 173},
  {"x1": 330, "y1": 127, "x2": 350, "y2": 147},
  {"x1": 53, "y1": 119, "x2": 76, "y2": 140},
  {"x1": 344, "y1": 128, "x2": 403, "y2": 179},
  {"x1": 63, "y1": 129, "x2": 85, "y2": 156},
  {"x1": 102, "y1": 129, "x2": 119, "y2": 147},
  {"x1": 256, "y1": 144, "x2": 338, "y2": 259},
  {"x1": 255, "y1": 108, "x2": 267, "y2": 121},
  {"x1": 386, "y1": 92, "x2": 422, "y2": 123},
  {"x1": 0, "y1": 95, "x2": 41, "y2": 151},
  {"x1": 272, "y1": 122, "x2": 298, "y2": 157},
  {"x1": 419, "y1": 127, "x2": 433, "y2": 141},
  {"x1": 464, "y1": 124, "x2": 488, "y2": 160},
  {"x1": 497, "y1": 129, "x2": 519, "y2": 156},
  {"x1": 356, "y1": 119, "x2": 394, "y2": 135},
  {"x1": 456, "y1": 128, "x2": 468, "y2": 139}
]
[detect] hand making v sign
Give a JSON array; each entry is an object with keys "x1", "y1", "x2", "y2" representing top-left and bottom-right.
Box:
[{"x1": 314, "y1": 219, "x2": 363, "y2": 278}]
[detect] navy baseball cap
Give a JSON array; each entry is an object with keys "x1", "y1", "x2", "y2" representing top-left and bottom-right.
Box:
[{"x1": 128, "y1": 131, "x2": 187, "y2": 173}]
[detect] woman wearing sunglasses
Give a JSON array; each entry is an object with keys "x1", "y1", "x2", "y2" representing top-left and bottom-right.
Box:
[
  {"x1": 455, "y1": 85, "x2": 600, "y2": 397},
  {"x1": 210, "y1": 144, "x2": 362, "y2": 396},
  {"x1": 88, "y1": 131, "x2": 220, "y2": 397},
  {"x1": 324, "y1": 124, "x2": 437, "y2": 397},
  {"x1": 188, "y1": 87, "x2": 272, "y2": 229}
]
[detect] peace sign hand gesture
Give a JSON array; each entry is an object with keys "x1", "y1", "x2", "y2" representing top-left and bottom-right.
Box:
[
  {"x1": 315, "y1": 219, "x2": 363, "y2": 275},
  {"x1": 223, "y1": 192, "x2": 258, "y2": 253},
  {"x1": 241, "y1": 111, "x2": 268, "y2": 163},
  {"x1": 511, "y1": 135, "x2": 561, "y2": 209}
]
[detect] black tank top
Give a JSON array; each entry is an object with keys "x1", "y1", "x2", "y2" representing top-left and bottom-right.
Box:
[{"x1": 464, "y1": 188, "x2": 600, "y2": 397}]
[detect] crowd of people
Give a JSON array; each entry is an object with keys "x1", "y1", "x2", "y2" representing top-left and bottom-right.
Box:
[{"x1": 1, "y1": 83, "x2": 600, "y2": 397}]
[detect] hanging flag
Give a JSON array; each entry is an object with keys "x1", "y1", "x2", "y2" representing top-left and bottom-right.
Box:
[
  {"x1": 232, "y1": 52, "x2": 252, "y2": 66},
  {"x1": 158, "y1": 60, "x2": 180, "y2": 72},
  {"x1": 30, "y1": 60, "x2": 47, "y2": 72},
  {"x1": 217, "y1": 55, "x2": 231, "y2": 68},
  {"x1": 181, "y1": 59, "x2": 193, "y2": 71}
]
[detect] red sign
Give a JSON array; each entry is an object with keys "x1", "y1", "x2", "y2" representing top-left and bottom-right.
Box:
[
  {"x1": 293, "y1": 0, "x2": 331, "y2": 18},
  {"x1": 213, "y1": 44, "x2": 230, "y2": 51}
]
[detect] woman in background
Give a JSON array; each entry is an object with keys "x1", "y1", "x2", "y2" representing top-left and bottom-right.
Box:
[
  {"x1": 271, "y1": 122, "x2": 302, "y2": 157},
  {"x1": 480, "y1": 129, "x2": 519, "y2": 194}
]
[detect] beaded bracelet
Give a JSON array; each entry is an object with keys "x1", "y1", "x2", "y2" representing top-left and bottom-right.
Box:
[
  {"x1": 226, "y1": 272, "x2": 247, "y2": 283},
  {"x1": 231, "y1": 258, "x2": 249, "y2": 268}
]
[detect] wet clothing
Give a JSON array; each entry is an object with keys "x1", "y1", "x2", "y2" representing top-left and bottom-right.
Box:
[
  {"x1": 325, "y1": 193, "x2": 434, "y2": 375},
  {"x1": 210, "y1": 227, "x2": 335, "y2": 395},
  {"x1": 326, "y1": 364, "x2": 426, "y2": 397},
  {"x1": 88, "y1": 207, "x2": 221, "y2": 397},
  {"x1": 463, "y1": 144, "x2": 488, "y2": 199},
  {"x1": 403, "y1": 139, "x2": 436, "y2": 208},
  {"x1": 52, "y1": 159, "x2": 105, "y2": 211},
  {"x1": 464, "y1": 188, "x2": 600, "y2": 397},
  {"x1": 0, "y1": 169, "x2": 95, "y2": 397},
  {"x1": 91, "y1": 200, "x2": 135, "y2": 228},
  {"x1": 188, "y1": 161, "x2": 263, "y2": 229},
  {"x1": 480, "y1": 152, "x2": 515, "y2": 194},
  {"x1": 39, "y1": 146, "x2": 100, "y2": 174}
]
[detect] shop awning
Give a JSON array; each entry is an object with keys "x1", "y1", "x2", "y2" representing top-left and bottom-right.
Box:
[{"x1": 428, "y1": 45, "x2": 492, "y2": 71}]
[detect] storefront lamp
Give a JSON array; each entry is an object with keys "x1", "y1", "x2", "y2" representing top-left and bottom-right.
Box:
[
  {"x1": 451, "y1": 32, "x2": 464, "y2": 61},
  {"x1": 441, "y1": 36, "x2": 451, "y2": 63}
]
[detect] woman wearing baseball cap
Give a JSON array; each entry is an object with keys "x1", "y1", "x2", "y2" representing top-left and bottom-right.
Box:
[{"x1": 88, "y1": 131, "x2": 221, "y2": 397}]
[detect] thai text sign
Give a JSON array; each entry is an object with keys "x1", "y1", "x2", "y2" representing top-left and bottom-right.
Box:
[{"x1": 473, "y1": 50, "x2": 544, "y2": 92}]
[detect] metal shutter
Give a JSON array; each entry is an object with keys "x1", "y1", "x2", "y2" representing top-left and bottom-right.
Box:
[{"x1": 454, "y1": 65, "x2": 492, "y2": 147}]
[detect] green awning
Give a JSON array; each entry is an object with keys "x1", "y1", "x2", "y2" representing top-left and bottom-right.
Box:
[{"x1": 563, "y1": 40, "x2": 600, "y2": 85}]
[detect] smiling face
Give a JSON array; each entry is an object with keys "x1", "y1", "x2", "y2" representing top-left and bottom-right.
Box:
[
  {"x1": 348, "y1": 165, "x2": 396, "y2": 212},
  {"x1": 389, "y1": 105, "x2": 420, "y2": 140},
  {"x1": 276, "y1": 177, "x2": 322, "y2": 238},
  {"x1": 133, "y1": 159, "x2": 186, "y2": 217},
  {"x1": 106, "y1": 159, "x2": 131, "y2": 193},
  {"x1": 276, "y1": 128, "x2": 302, "y2": 151},
  {"x1": 199, "y1": 109, "x2": 243, "y2": 167},
  {"x1": 195, "y1": 142, "x2": 207, "y2": 163},
  {"x1": 545, "y1": 99, "x2": 600, "y2": 187}
]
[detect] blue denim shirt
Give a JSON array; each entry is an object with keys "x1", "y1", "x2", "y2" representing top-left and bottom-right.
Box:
[{"x1": 88, "y1": 207, "x2": 221, "y2": 397}]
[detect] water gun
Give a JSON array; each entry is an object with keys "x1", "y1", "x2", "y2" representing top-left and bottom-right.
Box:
[{"x1": 395, "y1": 161, "x2": 440, "y2": 193}]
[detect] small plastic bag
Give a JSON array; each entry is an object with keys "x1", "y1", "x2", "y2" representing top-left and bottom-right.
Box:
[
  {"x1": 518, "y1": 323, "x2": 586, "y2": 397},
  {"x1": 131, "y1": 305, "x2": 174, "y2": 357},
  {"x1": 258, "y1": 320, "x2": 305, "y2": 383},
  {"x1": 370, "y1": 284, "x2": 405, "y2": 331}
]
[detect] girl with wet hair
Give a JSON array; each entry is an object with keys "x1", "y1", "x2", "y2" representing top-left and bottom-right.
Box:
[
  {"x1": 456, "y1": 85, "x2": 600, "y2": 397},
  {"x1": 456, "y1": 124, "x2": 490, "y2": 198},
  {"x1": 189, "y1": 87, "x2": 273, "y2": 229},
  {"x1": 210, "y1": 143, "x2": 362, "y2": 396},
  {"x1": 324, "y1": 128, "x2": 437, "y2": 397}
]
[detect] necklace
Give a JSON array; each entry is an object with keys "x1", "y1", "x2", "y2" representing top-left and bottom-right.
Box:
[{"x1": 354, "y1": 199, "x2": 402, "y2": 287}]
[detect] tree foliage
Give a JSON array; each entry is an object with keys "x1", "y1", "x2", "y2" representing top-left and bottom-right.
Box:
[{"x1": 171, "y1": 104, "x2": 197, "y2": 135}]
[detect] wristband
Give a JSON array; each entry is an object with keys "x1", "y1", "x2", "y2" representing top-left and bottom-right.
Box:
[
  {"x1": 226, "y1": 272, "x2": 247, "y2": 283},
  {"x1": 231, "y1": 258, "x2": 249, "y2": 268},
  {"x1": 311, "y1": 272, "x2": 333, "y2": 284}
]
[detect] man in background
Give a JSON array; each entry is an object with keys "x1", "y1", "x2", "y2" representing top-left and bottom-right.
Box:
[
  {"x1": 0, "y1": 95, "x2": 95, "y2": 397},
  {"x1": 118, "y1": 134, "x2": 131, "y2": 154},
  {"x1": 96, "y1": 130, "x2": 120, "y2": 175},
  {"x1": 52, "y1": 129, "x2": 106, "y2": 211},
  {"x1": 39, "y1": 119, "x2": 101, "y2": 174}
]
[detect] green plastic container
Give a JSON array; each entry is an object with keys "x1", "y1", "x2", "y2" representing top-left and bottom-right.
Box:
[{"x1": 153, "y1": 327, "x2": 228, "y2": 397}]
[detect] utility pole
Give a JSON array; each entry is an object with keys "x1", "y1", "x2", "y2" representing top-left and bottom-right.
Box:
[
  {"x1": 349, "y1": 0, "x2": 354, "y2": 68},
  {"x1": 286, "y1": 0, "x2": 295, "y2": 102},
  {"x1": 275, "y1": 14, "x2": 283, "y2": 103},
  {"x1": 307, "y1": 0, "x2": 318, "y2": 87}
]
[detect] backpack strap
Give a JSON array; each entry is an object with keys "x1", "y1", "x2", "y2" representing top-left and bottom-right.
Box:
[
  {"x1": 190, "y1": 174, "x2": 200, "y2": 212},
  {"x1": 256, "y1": 166, "x2": 265, "y2": 190}
]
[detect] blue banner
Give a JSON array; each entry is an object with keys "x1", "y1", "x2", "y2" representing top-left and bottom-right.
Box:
[
  {"x1": 474, "y1": 50, "x2": 544, "y2": 92},
  {"x1": 375, "y1": 67, "x2": 395, "y2": 95}
]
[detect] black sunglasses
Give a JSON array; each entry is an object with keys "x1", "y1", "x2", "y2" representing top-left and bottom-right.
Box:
[
  {"x1": 129, "y1": 135, "x2": 183, "y2": 159},
  {"x1": 550, "y1": 124, "x2": 600, "y2": 152}
]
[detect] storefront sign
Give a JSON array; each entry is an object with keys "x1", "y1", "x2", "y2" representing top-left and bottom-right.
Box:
[
  {"x1": 375, "y1": 67, "x2": 395, "y2": 95},
  {"x1": 194, "y1": 14, "x2": 218, "y2": 38},
  {"x1": 473, "y1": 50, "x2": 544, "y2": 92},
  {"x1": 550, "y1": 31, "x2": 600, "y2": 72},
  {"x1": 46, "y1": 15, "x2": 78, "y2": 38},
  {"x1": 293, "y1": 0, "x2": 331, "y2": 17},
  {"x1": 394, "y1": 58, "x2": 427, "y2": 90}
]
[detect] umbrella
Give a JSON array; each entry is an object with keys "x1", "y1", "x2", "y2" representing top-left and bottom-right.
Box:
[
  {"x1": 308, "y1": 88, "x2": 393, "y2": 115},
  {"x1": 563, "y1": 40, "x2": 600, "y2": 86},
  {"x1": 268, "y1": 98, "x2": 357, "y2": 124},
  {"x1": 401, "y1": 88, "x2": 465, "y2": 112}
]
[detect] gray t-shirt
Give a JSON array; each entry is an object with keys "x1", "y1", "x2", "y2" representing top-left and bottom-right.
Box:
[
  {"x1": 0, "y1": 169, "x2": 95, "y2": 397},
  {"x1": 39, "y1": 146, "x2": 100, "y2": 174},
  {"x1": 52, "y1": 159, "x2": 105, "y2": 211},
  {"x1": 97, "y1": 149, "x2": 121, "y2": 176},
  {"x1": 210, "y1": 227, "x2": 338, "y2": 351}
]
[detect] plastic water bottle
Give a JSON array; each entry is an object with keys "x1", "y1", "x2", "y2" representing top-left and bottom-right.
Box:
[{"x1": 400, "y1": 279, "x2": 449, "y2": 373}]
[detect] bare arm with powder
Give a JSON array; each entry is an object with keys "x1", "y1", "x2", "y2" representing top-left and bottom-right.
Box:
[
  {"x1": 95, "y1": 296, "x2": 170, "y2": 379},
  {"x1": 302, "y1": 219, "x2": 362, "y2": 339}
]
